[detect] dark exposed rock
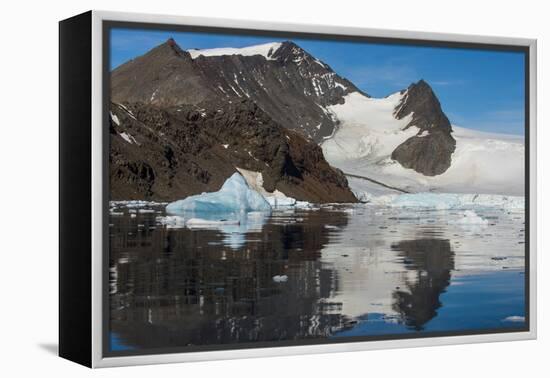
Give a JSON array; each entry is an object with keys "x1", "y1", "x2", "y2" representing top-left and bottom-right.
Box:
[
  {"x1": 391, "y1": 80, "x2": 456, "y2": 176},
  {"x1": 109, "y1": 100, "x2": 357, "y2": 203},
  {"x1": 111, "y1": 39, "x2": 214, "y2": 106}
]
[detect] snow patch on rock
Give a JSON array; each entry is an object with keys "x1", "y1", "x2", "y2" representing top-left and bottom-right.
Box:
[{"x1": 188, "y1": 42, "x2": 282, "y2": 60}]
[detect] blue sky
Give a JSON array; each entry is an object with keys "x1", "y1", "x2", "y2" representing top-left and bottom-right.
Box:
[{"x1": 111, "y1": 28, "x2": 526, "y2": 135}]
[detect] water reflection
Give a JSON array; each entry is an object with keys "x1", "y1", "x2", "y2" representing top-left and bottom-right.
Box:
[
  {"x1": 110, "y1": 209, "x2": 352, "y2": 349},
  {"x1": 391, "y1": 239, "x2": 454, "y2": 330},
  {"x1": 108, "y1": 204, "x2": 525, "y2": 352}
]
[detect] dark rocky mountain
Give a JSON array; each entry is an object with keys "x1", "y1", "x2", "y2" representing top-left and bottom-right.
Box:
[
  {"x1": 109, "y1": 99, "x2": 357, "y2": 203},
  {"x1": 111, "y1": 39, "x2": 365, "y2": 142},
  {"x1": 111, "y1": 39, "x2": 213, "y2": 106},
  {"x1": 391, "y1": 80, "x2": 456, "y2": 176}
]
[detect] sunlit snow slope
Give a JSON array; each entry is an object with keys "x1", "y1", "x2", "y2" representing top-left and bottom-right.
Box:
[{"x1": 322, "y1": 91, "x2": 525, "y2": 196}]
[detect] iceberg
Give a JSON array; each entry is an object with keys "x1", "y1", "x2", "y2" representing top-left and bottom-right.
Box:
[
  {"x1": 236, "y1": 167, "x2": 315, "y2": 209},
  {"x1": 166, "y1": 173, "x2": 272, "y2": 215},
  {"x1": 165, "y1": 173, "x2": 271, "y2": 249}
]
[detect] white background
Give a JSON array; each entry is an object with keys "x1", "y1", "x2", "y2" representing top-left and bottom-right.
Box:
[{"x1": 0, "y1": 0, "x2": 546, "y2": 376}]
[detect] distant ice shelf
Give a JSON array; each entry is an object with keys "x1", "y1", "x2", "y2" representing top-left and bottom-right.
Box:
[{"x1": 368, "y1": 192, "x2": 524, "y2": 210}]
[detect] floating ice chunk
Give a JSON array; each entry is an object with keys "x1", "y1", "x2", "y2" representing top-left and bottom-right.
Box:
[
  {"x1": 156, "y1": 215, "x2": 186, "y2": 228},
  {"x1": 453, "y1": 210, "x2": 489, "y2": 226},
  {"x1": 272, "y1": 275, "x2": 288, "y2": 283},
  {"x1": 110, "y1": 200, "x2": 168, "y2": 208},
  {"x1": 186, "y1": 218, "x2": 240, "y2": 227},
  {"x1": 166, "y1": 173, "x2": 271, "y2": 214},
  {"x1": 266, "y1": 195, "x2": 296, "y2": 207},
  {"x1": 502, "y1": 315, "x2": 525, "y2": 323}
]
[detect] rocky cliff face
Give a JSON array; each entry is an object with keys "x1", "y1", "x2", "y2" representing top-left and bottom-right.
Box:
[
  {"x1": 391, "y1": 80, "x2": 456, "y2": 176},
  {"x1": 109, "y1": 98, "x2": 356, "y2": 203},
  {"x1": 111, "y1": 39, "x2": 365, "y2": 142}
]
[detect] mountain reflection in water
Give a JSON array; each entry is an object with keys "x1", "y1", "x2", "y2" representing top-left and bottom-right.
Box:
[
  {"x1": 108, "y1": 204, "x2": 526, "y2": 352},
  {"x1": 391, "y1": 239, "x2": 454, "y2": 330}
]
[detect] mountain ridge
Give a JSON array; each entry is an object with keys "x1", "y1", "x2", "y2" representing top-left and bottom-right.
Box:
[{"x1": 112, "y1": 39, "x2": 365, "y2": 142}]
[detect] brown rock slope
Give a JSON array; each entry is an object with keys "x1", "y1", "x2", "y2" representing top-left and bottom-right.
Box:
[
  {"x1": 109, "y1": 99, "x2": 357, "y2": 203},
  {"x1": 111, "y1": 39, "x2": 366, "y2": 142}
]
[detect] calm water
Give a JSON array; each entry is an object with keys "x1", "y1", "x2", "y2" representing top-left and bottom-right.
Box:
[{"x1": 108, "y1": 203, "x2": 526, "y2": 352}]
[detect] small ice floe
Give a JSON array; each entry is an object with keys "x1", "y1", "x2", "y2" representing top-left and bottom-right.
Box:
[
  {"x1": 138, "y1": 209, "x2": 155, "y2": 213},
  {"x1": 110, "y1": 200, "x2": 168, "y2": 208},
  {"x1": 130, "y1": 213, "x2": 137, "y2": 218},
  {"x1": 453, "y1": 210, "x2": 489, "y2": 226},
  {"x1": 186, "y1": 218, "x2": 240, "y2": 227},
  {"x1": 324, "y1": 225, "x2": 340, "y2": 230},
  {"x1": 109, "y1": 211, "x2": 124, "y2": 216},
  {"x1": 156, "y1": 215, "x2": 186, "y2": 228},
  {"x1": 266, "y1": 195, "x2": 296, "y2": 207},
  {"x1": 502, "y1": 315, "x2": 525, "y2": 323},
  {"x1": 296, "y1": 200, "x2": 314, "y2": 209},
  {"x1": 272, "y1": 275, "x2": 288, "y2": 283}
]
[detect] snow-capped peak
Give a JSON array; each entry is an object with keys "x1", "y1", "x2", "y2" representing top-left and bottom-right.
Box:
[{"x1": 187, "y1": 42, "x2": 283, "y2": 60}]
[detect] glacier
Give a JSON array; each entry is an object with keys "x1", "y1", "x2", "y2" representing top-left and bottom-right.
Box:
[{"x1": 321, "y1": 91, "x2": 525, "y2": 196}]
